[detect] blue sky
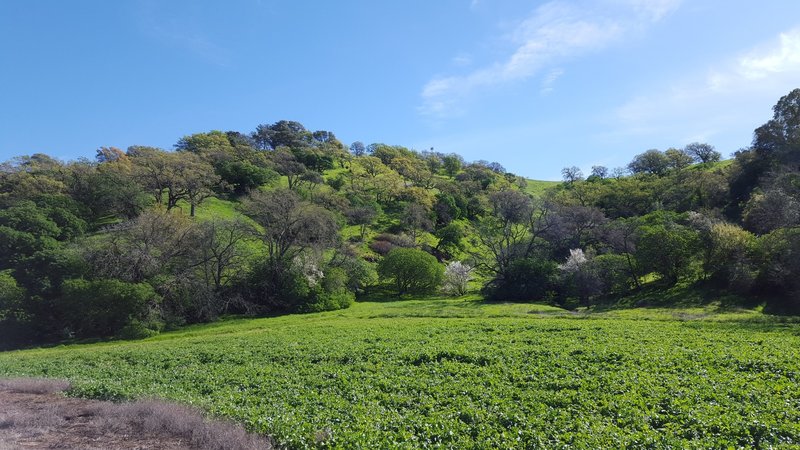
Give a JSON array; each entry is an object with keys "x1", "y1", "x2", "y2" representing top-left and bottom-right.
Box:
[{"x1": 1, "y1": 1, "x2": 800, "y2": 180}]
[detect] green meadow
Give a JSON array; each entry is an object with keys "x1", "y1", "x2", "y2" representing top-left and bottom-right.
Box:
[{"x1": 1, "y1": 297, "x2": 799, "y2": 449}]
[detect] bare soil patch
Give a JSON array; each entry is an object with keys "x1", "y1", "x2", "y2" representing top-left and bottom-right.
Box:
[{"x1": 0, "y1": 378, "x2": 273, "y2": 450}]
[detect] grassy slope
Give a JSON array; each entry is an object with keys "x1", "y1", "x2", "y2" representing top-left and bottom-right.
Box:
[
  {"x1": 524, "y1": 178, "x2": 559, "y2": 197},
  {"x1": 191, "y1": 196, "x2": 245, "y2": 221},
  {"x1": 1, "y1": 298, "x2": 799, "y2": 448}
]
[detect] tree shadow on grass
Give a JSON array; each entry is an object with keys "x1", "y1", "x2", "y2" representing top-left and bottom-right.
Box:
[{"x1": 590, "y1": 280, "x2": 750, "y2": 311}]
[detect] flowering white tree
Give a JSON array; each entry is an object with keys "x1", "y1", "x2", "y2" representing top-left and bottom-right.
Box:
[
  {"x1": 559, "y1": 248, "x2": 606, "y2": 305},
  {"x1": 292, "y1": 254, "x2": 324, "y2": 287},
  {"x1": 559, "y1": 248, "x2": 587, "y2": 273},
  {"x1": 442, "y1": 261, "x2": 473, "y2": 296}
]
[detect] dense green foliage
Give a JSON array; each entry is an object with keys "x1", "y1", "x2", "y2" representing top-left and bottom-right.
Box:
[
  {"x1": 1, "y1": 298, "x2": 798, "y2": 448},
  {"x1": 378, "y1": 248, "x2": 444, "y2": 295},
  {"x1": 60, "y1": 279, "x2": 160, "y2": 338},
  {"x1": 2, "y1": 89, "x2": 800, "y2": 349}
]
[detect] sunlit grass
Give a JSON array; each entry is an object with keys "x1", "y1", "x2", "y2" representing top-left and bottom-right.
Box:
[
  {"x1": 524, "y1": 178, "x2": 559, "y2": 197},
  {"x1": 3, "y1": 284, "x2": 799, "y2": 448}
]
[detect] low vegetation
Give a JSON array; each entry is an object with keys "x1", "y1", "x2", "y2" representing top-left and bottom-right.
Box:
[{"x1": 0, "y1": 298, "x2": 798, "y2": 448}]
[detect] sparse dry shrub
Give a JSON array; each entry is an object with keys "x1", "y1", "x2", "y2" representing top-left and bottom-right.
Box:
[
  {"x1": 1, "y1": 405, "x2": 66, "y2": 429},
  {"x1": 95, "y1": 398, "x2": 273, "y2": 450},
  {"x1": 370, "y1": 233, "x2": 415, "y2": 256},
  {"x1": 369, "y1": 239, "x2": 394, "y2": 256},
  {"x1": 0, "y1": 378, "x2": 70, "y2": 394},
  {"x1": 0, "y1": 378, "x2": 273, "y2": 450}
]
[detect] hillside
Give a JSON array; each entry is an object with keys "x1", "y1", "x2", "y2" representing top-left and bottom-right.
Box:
[
  {"x1": 1, "y1": 297, "x2": 797, "y2": 448},
  {"x1": 523, "y1": 178, "x2": 559, "y2": 197},
  {"x1": 4, "y1": 90, "x2": 800, "y2": 352}
]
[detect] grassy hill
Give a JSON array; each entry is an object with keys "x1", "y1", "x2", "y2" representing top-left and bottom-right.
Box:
[
  {"x1": 524, "y1": 178, "x2": 560, "y2": 197},
  {"x1": 1, "y1": 297, "x2": 798, "y2": 448}
]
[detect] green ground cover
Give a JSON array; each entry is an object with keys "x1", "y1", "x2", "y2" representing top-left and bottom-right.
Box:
[
  {"x1": 191, "y1": 196, "x2": 246, "y2": 221},
  {"x1": 524, "y1": 178, "x2": 560, "y2": 197},
  {"x1": 1, "y1": 298, "x2": 799, "y2": 448}
]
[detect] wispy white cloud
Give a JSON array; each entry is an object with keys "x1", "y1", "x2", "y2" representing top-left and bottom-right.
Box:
[
  {"x1": 419, "y1": 0, "x2": 681, "y2": 118},
  {"x1": 452, "y1": 53, "x2": 473, "y2": 67},
  {"x1": 621, "y1": 0, "x2": 681, "y2": 21},
  {"x1": 540, "y1": 68, "x2": 564, "y2": 95},
  {"x1": 613, "y1": 27, "x2": 800, "y2": 148}
]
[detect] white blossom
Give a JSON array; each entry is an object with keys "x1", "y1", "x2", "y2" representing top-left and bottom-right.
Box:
[
  {"x1": 292, "y1": 255, "x2": 324, "y2": 287},
  {"x1": 442, "y1": 261, "x2": 473, "y2": 296},
  {"x1": 559, "y1": 249, "x2": 587, "y2": 273}
]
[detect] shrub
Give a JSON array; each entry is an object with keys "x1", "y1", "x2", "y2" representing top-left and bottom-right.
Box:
[
  {"x1": 558, "y1": 249, "x2": 602, "y2": 305},
  {"x1": 242, "y1": 260, "x2": 310, "y2": 313},
  {"x1": 60, "y1": 279, "x2": 160, "y2": 338},
  {"x1": 306, "y1": 267, "x2": 355, "y2": 312},
  {"x1": 483, "y1": 257, "x2": 558, "y2": 302},
  {"x1": 590, "y1": 253, "x2": 633, "y2": 297},
  {"x1": 299, "y1": 290, "x2": 355, "y2": 313},
  {"x1": 335, "y1": 255, "x2": 378, "y2": 294},
  {"x1": 117, "y1": 320, "x2": 160, "y2": 340},
  {"x1": 635, "y1": 213, "x2": 700, "y2": 284},
  {"x1": 369, "y1": 233, "x2": 415, "y2": 256},
  {"x1": 705, "y1": 222, "x2": 757, "y2": 292},
  {"x1": 755, "y1": 228, "x2": 800, "y2": 311},
  {"x1": 244, "y1": 259, "x2": 355, "y2": 314},
  {"x1": 0, "y1": 270, "x2": 37, "y2": 349},
  {"x1": 369, "y1": 239, "x2": 394, "y2": 256},
  {"x1": 378, "y1": 248, "x2": 444, "y2": 296}
]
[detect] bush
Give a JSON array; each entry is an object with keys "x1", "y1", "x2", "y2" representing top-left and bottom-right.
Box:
[
  {"x1": 369, "y1": 233, "x2": 415, "y2": 256},
  {"x1": 60, "y1": 279, "x2": 161, "y2": 338},
  {"x1": 369, "y1": 240, "x2": 394, "y2": 256},
  {"x1": 299, "y1": 290, "x2": 355, "y2": 313},
  {"x1": 0, "y1": 270, "x2": 37, "y2": 349},
  {"x1": 755, "y1": 228, "x2": 800, "y2": 311},
  {"x1": 378, "y1": 248, "x2": 444, "y2": 296},
  {"x1": 483, "y1": 257, "x2": 558, "y2": 302},
  {"x1": 242, "y1": 260, "x2": 309, "y2": 313},
  {"x1": 117, "y1": 320, "x2": 160, "y2": 340},
  {"x1": 244, "y1": 259, "x2": 355, "y2": 314},
  {"x1": 590, "y1": 254, "x2": 634, "y2": 297},
  {"x1": 705, "y1": 222, "x2": 757, "y2": 292},
  {"x1": 635, "y1": 213, "x2": 700, "y2": 284},
  {"x1": 336, "y1": 255, "x2": 378, "y2": 294},
  {"x1": 302, "y1": 267, "x2": 355, "y2": 312}
]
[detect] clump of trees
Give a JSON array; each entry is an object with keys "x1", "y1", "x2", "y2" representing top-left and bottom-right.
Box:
[
  {"x1": 0, "y1": 117, "x2": 520, "y2": 348},
  {"x1": 3, "y1": 89, "x2": 800, "y2": 349}
]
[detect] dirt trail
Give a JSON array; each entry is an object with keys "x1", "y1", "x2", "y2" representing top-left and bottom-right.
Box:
[{"x1": 0, "y1": 379, "x2": 272, "y2": 450}]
